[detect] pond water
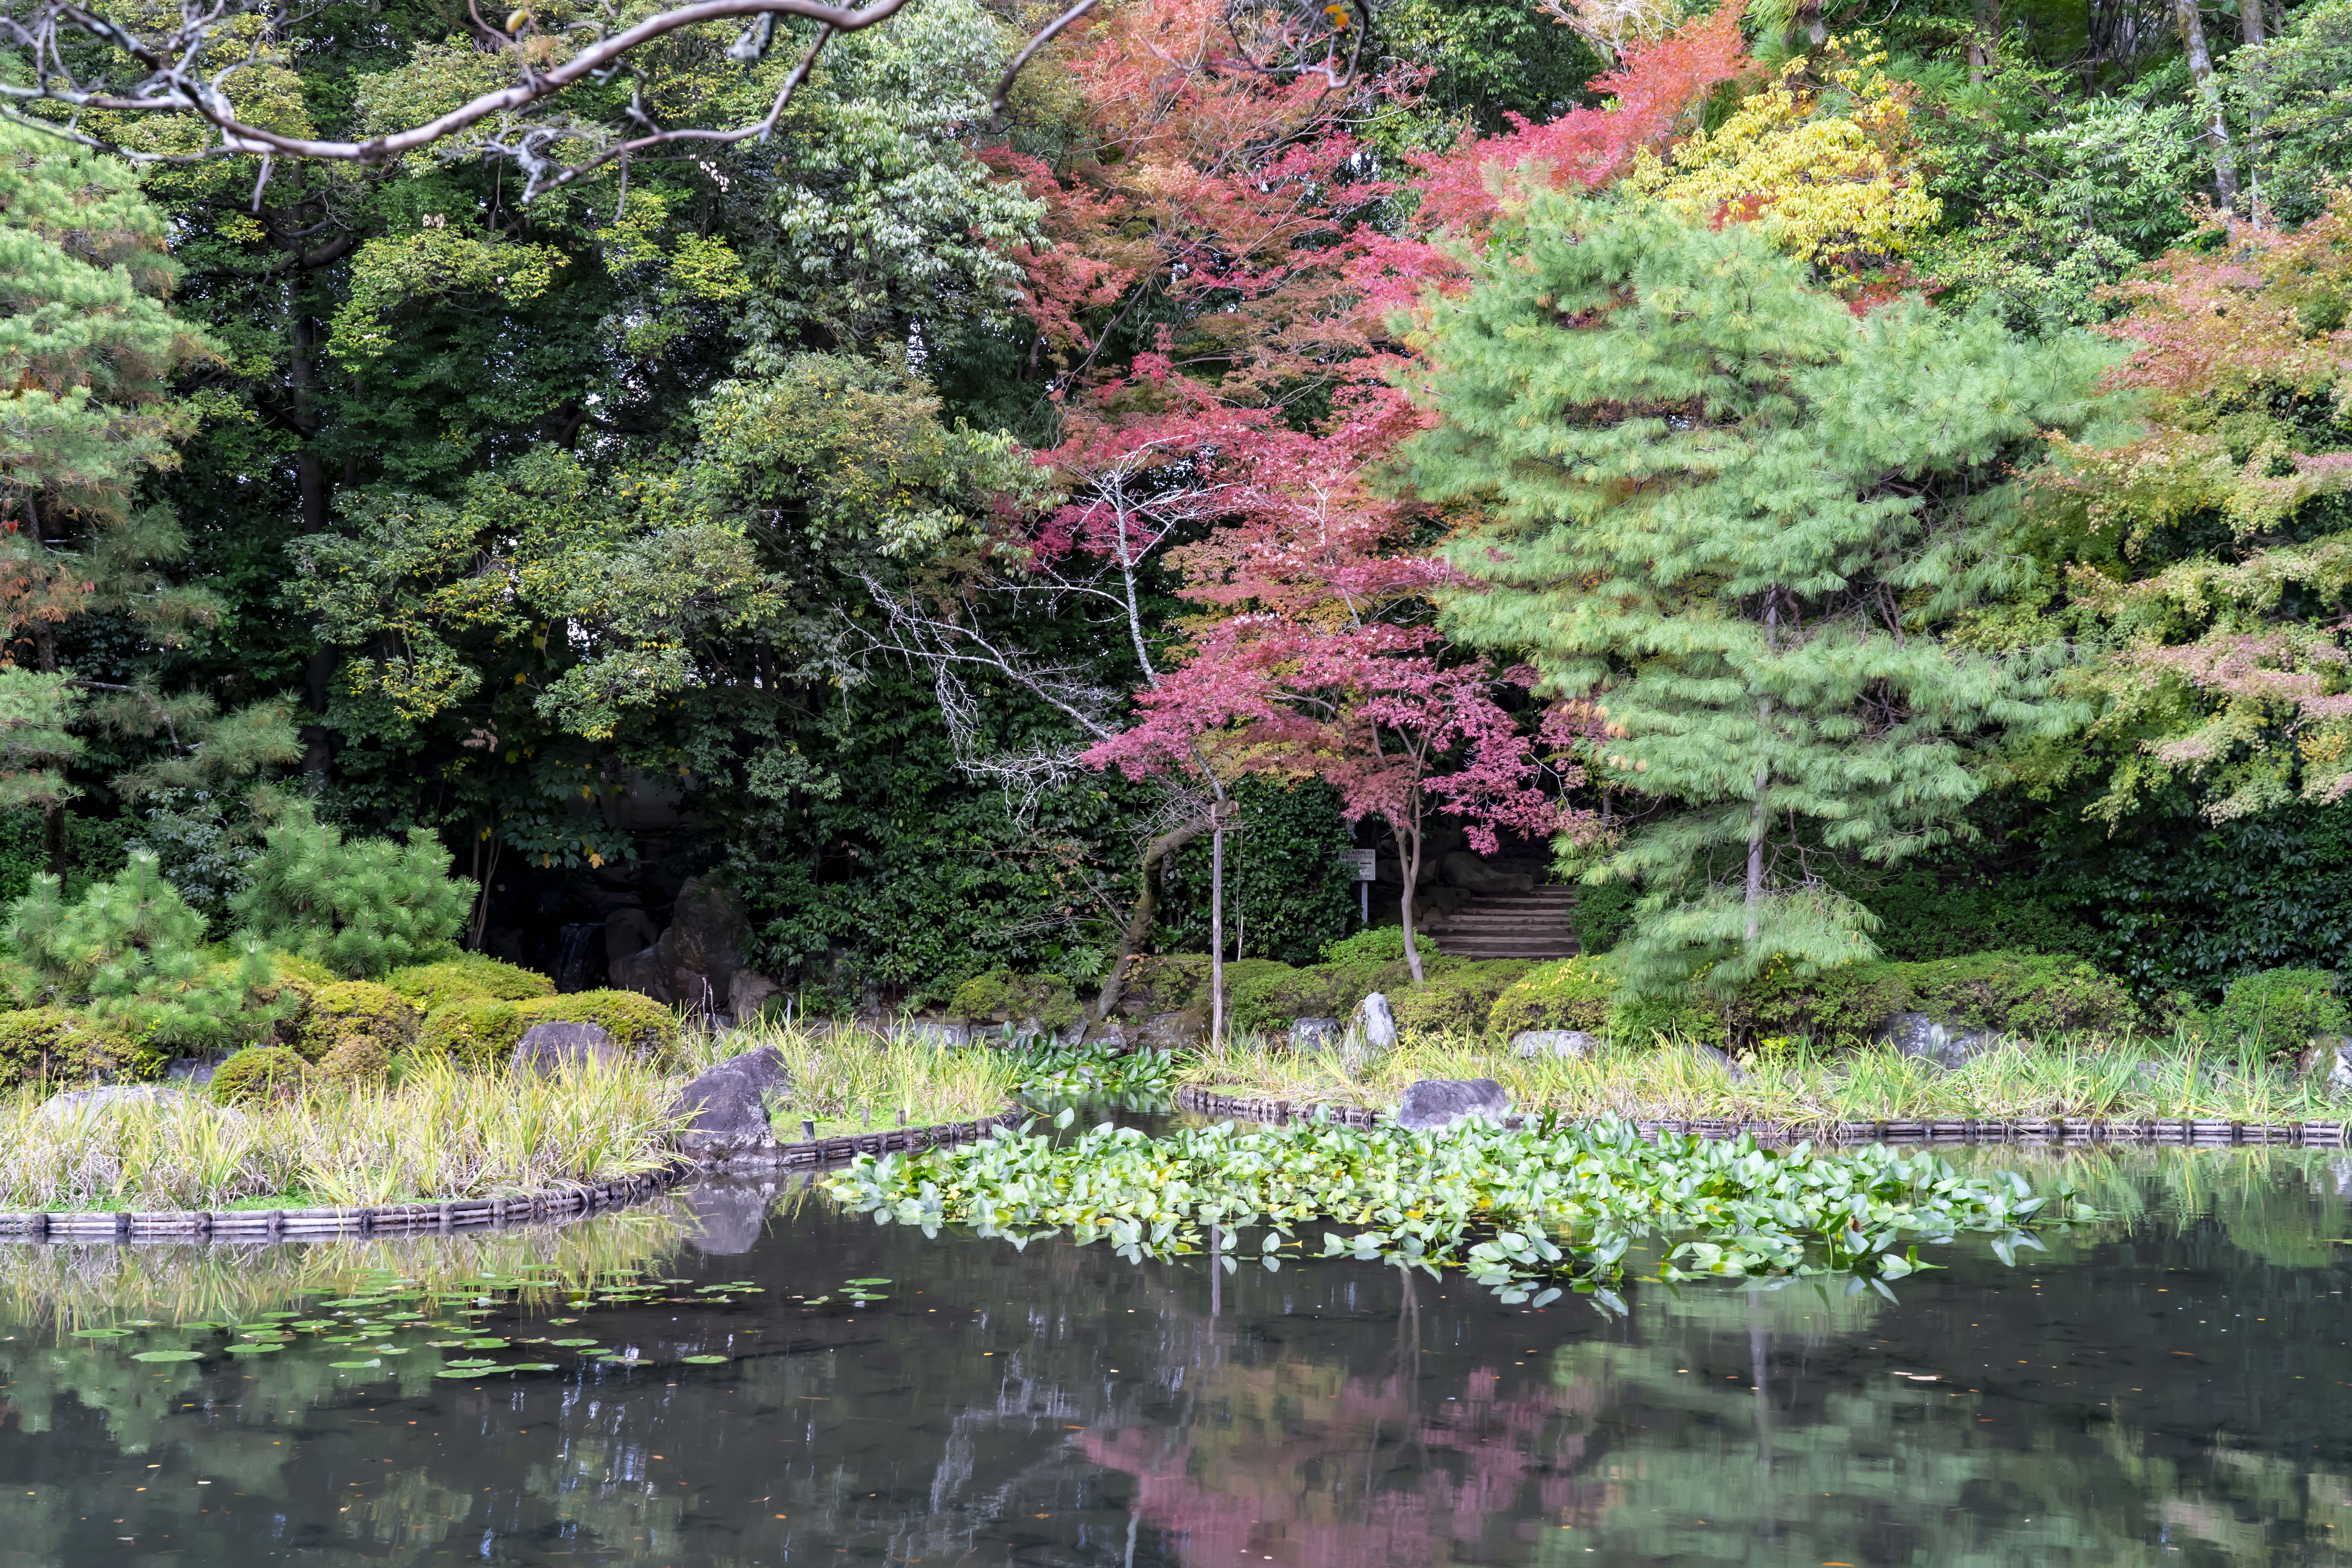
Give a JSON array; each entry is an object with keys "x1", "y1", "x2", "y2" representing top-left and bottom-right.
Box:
[{"x1": 2, "y1": 1141, "x2": 2350, "y2": 1565}]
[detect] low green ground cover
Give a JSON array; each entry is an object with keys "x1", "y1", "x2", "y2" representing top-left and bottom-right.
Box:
[{"x1": 831, "y1": 1114, "x2": 2083, "y2": 1295}]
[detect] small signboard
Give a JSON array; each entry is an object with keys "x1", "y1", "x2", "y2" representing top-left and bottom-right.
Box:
[{"x1": 1348, "y1": 848, "x2": 1379, "y2": 882}]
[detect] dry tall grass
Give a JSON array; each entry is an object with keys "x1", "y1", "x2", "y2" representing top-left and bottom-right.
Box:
[
  {"x1": 686, "y1": 1017, "x2": 1022, "y2": 1134},
  {"x1": 1180, "y1": 1030, "x2": 2343, "y2": 1128}
]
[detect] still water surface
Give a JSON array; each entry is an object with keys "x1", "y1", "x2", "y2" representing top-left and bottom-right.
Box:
[{"x1": 0, "y1": 1142, "x2": 2349, "y2": 1565}]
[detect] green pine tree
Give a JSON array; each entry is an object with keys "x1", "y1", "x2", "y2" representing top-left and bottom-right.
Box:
[
  {"x1": 230, "y1": 803, "x2": 474, "y2": 979},
  {"x1": 3, "y1": 850, "x2": 280, "y2": 1050},
  {"x1": 1407, "y1": 195, "x2": 2114, "y2": 996}
]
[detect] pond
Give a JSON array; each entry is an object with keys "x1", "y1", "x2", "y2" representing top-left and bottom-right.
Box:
[{"x1": 0, "y1": 1139, "x2": 2349, "y2": 1564}]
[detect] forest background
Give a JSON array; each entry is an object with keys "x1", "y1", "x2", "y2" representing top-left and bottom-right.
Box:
[{"x1": 5, "y1": 0, "x2": 2351, "y2": 1022}]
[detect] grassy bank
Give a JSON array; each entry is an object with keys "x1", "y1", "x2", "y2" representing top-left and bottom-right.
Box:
[
  {"x1": 693, "y1": 1020, "x2": 1023, "y2": 1138},
  {"x1": 1178, "y1": 1032, "x2": 2347, "y2": 1129},
  {"x1": 0, "y1": 1057, "x2": 684, "y2": 1211}
]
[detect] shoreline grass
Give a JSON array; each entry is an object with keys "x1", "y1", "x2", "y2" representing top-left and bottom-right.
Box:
[
  {"x1": 1176, "y1": 1031, "x2": 2347, "y2": 1129},
  {"x1": 691, "y1": 1018, "x2": 1026, "y2": 1134}
]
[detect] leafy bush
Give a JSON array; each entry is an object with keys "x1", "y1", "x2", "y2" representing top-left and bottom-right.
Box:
[
  {"x1": 230, "y1": 803, "x2": 472, "y2": 979},
  {"x1": 1486, "y1": 958, "x2": 1622, "y2": 1040},
  {"x1": 315, "y1": 1033, "x2": 392, "y2": 1085},
  {"x1": 418, "y1": 998, "x2": 526, "y2": 1069},
  {"x1": 515, "y1": 990, "x2": 679, "y2": 1064},
  {"x1": 3, "y1": 853, "x2": 290, "y2": 1053},
  {"x1": 2212, "y1": 968, "x2": 2348, "y2": 1055},
  {"x1": 211, "y1": 1045, "x2": 306, "y2": 1105},
  {"x1": 387, "y1": 953, "x2": 555, "y2": 1014},
  {"x1": 1115, "y1": 955, "x2": 1296, "y2": 1019},
  {"x1": 296, "y1": 981, "x2": 421, "y2": 1063},
  {"x1": 1154, "y1": 777, "x2": 1355, "y2": 965},
  {"x1": 1388, "y1": 960, "x2": 1537, "y2": 1037},
  {"x1": 949, "y1": 969, "x2": 1082, "y2": 1033},
  {"x1": 1319, "y1": 928, "x2": 1441, "y2": 966},
  {"x1": 1733, "y1": 950, "x2": 2144, "y2": 1046},
  {"x1": 0, "y1": 1007, "x2": 127, "y2": 1089},
  {"x1": 1569, "y1": 880, "x2": 1639, "y2": 956}
]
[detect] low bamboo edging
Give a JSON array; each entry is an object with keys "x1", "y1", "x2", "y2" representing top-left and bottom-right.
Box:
[
  {"x1": 1173, "y1": 1087, "x2": 2348, "y2": 1149},
  {"x1": 0, "y1": 1108, "x2": 1029, "y2": 1244}
]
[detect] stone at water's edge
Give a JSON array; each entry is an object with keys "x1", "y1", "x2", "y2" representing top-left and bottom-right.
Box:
[
  {"x1": 1355, "y1": 993, "x2": 1398, "y2": 1051},
  {"x1": 514, "y1": 1020, "x2": 620, "y2": 1073},
  {"x1": 1693, "y1": 1042, "x2": 1750, "y2": 1083},
  {"x1": 1395, "y1": 1077, "x2": 1512, "y2": 1132},
  {"x1": 673, "y1": 1045, "x2": 788, "y2": 1162},
  {"x1": 36, "y1": 1084, "x2": 189, "y2": 1122},
  {"x1": 2300, "y1": 1036, "x2": 2352, "y2": 1096},
  {"x1": 1513, "y1": 1029, "x2": 1597, "y2": 1060},
  {"x1": 1874, "y1": 1012, "x2": 2002, "y2": 1071},
  {"x1": 1290, "y1": 1017, "x2": 1344, "y2": 1051}
]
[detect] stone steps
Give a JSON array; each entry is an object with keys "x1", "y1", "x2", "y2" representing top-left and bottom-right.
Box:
[{"x1": 1425, "y1": 887, "x2": 1580, "y2": 960}]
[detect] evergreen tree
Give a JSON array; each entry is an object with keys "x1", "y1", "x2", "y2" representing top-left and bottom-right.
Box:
[
  {"x1": 3, "y1": 850, "x2": 279, "y2": 1049},
  {"x1": 1408, "y1": 196, "x2": 2113, "y2": 996},
  {"x1": 230, "y1": 804, "x2": 474, "y2": 979}
]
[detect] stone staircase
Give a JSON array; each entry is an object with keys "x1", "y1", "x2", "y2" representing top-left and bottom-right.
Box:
[{"x1": 1424, "y1": 886, "x2": 1580, "y2": 960}]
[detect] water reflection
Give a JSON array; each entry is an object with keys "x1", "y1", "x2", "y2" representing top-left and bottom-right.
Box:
[{"x1": 0, "y1": 1147, "x2": 2347, "y2": 1563}]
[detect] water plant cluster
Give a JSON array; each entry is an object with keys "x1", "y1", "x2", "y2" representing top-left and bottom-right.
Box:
[
  {"x1": 1011, "y1": 1042, "x2": 1178, "y2": 1108},
  {"x1": 830, "y1": 1114, "x2": 2086, "y2": 1299}
]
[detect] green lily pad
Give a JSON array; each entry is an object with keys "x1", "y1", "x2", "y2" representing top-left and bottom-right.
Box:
[
  {"x1": 131, "y1": 1350, "x2": 204, "y2": 1363},
  {"x1": 71, "y1": 1329, "x2": 126, "y2": 1339},
  {"x1": 373, "y1": 1347, "x2": 411, "y2": 1355},
  {"x1": 680, "y1": 1354, "x2": 728, "y2": 1365},
  {"x1": 330, "y1": 1360, "x2": 383, "y2": 1370},
  {"x1": 547, "y1": 1318, "x2": 578, "y2": 1325},
  {"x1": 433, "y1": 1368, "x2": 490, "y2": 1379},
  {"x1": 323, "y1": 1336, "x2": 367, "y2": 1344},
  {"x1": 460, "y1": 1338, "x2": 508, "y2": 1350},
  {"x1": 549, "y1": 1339, "x2": 599, "y2": 1348},
  {"x1": 292, "y1": 1320, "x2": 338, "y2": 1330},
  {"x1": 225, "y1": 1344, "x2": 282, "y2": 1355},
  {"x1": 508, "y1": 1362, "x2": 558, "y2": 1372},
  {"x1": 425, "y1": 1340, "x2": 465, "y2": 1348}
]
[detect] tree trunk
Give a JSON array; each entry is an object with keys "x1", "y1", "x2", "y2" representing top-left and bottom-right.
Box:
[
  {"x1": 1210, "y1": 813, "x2": 1225, "y2": 1046},
  {"x1": 1093, "y1": 815, "x2": 1213, "y2": 1021},
  {"x1": 2176, "y1": 0, "x2": 2240, "y2": 204},
  {"x1": 1399, "y1": 809, "x2": 1427, "y2": 986},
  {"x1": 1745, "y1": 702, "x2": 1771, "y2": 947},
  {"x1": 33, "y1": 621, "x2": 61, "y2": 876},
  {"x1": 289, "y1": 307, "x2": 339, "y2": 786},
  {"x1": 1969, "y1": 0, "x2": 2000, "y2": 81},
  {"x1": 2240, "y1": 0, "x2": 2264, "y2": 45}
]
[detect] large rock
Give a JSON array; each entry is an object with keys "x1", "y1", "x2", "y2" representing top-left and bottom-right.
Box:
[
  {"x1": 902, "y1": 1020, "x2": 970, "y2": 1047},
  {"x1": 37, "y1": 1084, "x2": 188, "y2": 1122},
  {"x1": 2303, "y1": 1037, "x2": 2352, "y2": 1096},
  {"x1": 1875, "y1": 1012, "x2": 2003, "y2": 1071},
  {"x1": 1354, "y1": 992, "x2": 1398, "y2": 1051},
  {"x1": 655, "y1": 878, "x2": 749, "y2": 1010},
  {"x1": 1440, "y1": 851, "x2": 1536, "y2": 894},
  {"x1": 1290, "y1": 1016, "x2": 1345, "y2": 1052},
  {"x1": 672, "y1": 1045, "x2": 788, "y2": 1159},
  {"x1": 604, "y1": 908, "x2": 658, "y2": 965},
  {"x1": 681, "y1": 1179, "x2": 774, "y2": 1254},
  {"x1": 728, "y1": 969, "x2": 781, "y2": 1022},
  {"x1": 1693, "y1": 1042, "x2": 1750, "y2": 1083},
  {"x1": 513, "y1": 1020, "x2": 621, "y2": 1074},
  {"x1": 1512, "y1": 1029, "x2": 1598, "y2": 1060},
  {"x1": 1136, "y1": 1009, "x2": 1207, "y2": 1051},
  {"x1": 1396, "y1": 1077, "x2": 1512, "y2": 1132}
]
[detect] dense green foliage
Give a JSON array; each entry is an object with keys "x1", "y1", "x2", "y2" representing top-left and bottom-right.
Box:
[
  {"x1": 232, "y1": 807, "x2": 471, "y2": 980},
  {"x1": 2211, "y1": 967, "x2": 2348, "y2": 1055}
]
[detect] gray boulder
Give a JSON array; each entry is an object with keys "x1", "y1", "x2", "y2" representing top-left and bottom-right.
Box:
[
  {"x1": 1290, "y1": 1016, "x2": 1345, "y2": 1051},
  {"x1": 2304, "y1": 1036, "x2": 2352, "y2": 1096},
  {"x1": 1512, "y1": 1029, "x2": 1598, "y2": 1060},
  {"x1": 1875, "y1": 1012, "x2": 2003, "y2": 1071},
  {"x1": 901, "y1": 1020, "x2": 970, "y2": 1047},
  {"x1": 728, "y1": 969, "x2": 781, "y2": 1022},
  {"x1": 1396, "y1": 1077, "x2": 1512, "y2": 1132},
  {"x1": 37, "y1": 1084, "x2": 188, "y2": 1122},
  {"x1": 1355, "y1": 992, "x2": 1399, "y2": 1051},
  {"x1": 1692, "y1": 1042, "x2": 1751, "y2": 1083},
  {"x1": 1136, "y1": 1009, "x2": 1207, "y2": 1051},
  {"x1": 165, "y1": 1052, "x2": 232, "y2": 1088},
  {"x1": 604, "y1": 907, "x2": 658, "y2": 965},
  {"x1": 672, "y1": 1045, "x2": 788, "y2": 1160},
  {"x1": 514, "y1": 1020, "x2": 621, "y2": 1074}
]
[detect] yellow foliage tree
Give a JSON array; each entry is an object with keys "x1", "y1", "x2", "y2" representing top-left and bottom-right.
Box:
[{"x1": 1631, "y1": 37, "x2": 1939, "y2": 270}]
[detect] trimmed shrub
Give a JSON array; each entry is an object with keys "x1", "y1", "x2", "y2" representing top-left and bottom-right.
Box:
[
  {"x1": 419, "y1": 998, "x2": 526, "y2": 1069},
  {"x1": 1319, "y1": 928, "x2": 1441, "y2": 966},
  {"x1": 296, "y1": 981, "x2": 421, "y2": 1063},
  {"x1": 0, "y1": 1007, "x2": 127, "y2": 1089},
  {"x1": 515, "y1": 990, "x2": 678, "y2": 1064},
  {"x1": 315, "y1": 1033, "x2": 391, "y2": 1085},
  {"x1": 1569, "y1": 879, "x2": 1640, "y2": 956},
  {"x1": 2213, "y1": 967, "x2": 2348, "y2": 1056},
  {"x1": 949, "y1": 969, "x2": 1083, "y2": 1034},
  {"x1": 387, "y1": 953, "x2": 555, "y2": 1014},
  {"x1": 1119, "y1": 955, "x2": 1296, "y2": 1019},
  {"x1": 230, "y1": 802, "x2": 472, "y2": 978},
  {"x1": 1388, "y1": 960, "x2": 1538, "y2": 1037},
  {"x1": 211, "y1": 1045, "x2": 306, "y2": 1105},
  {"x1": 1733, "y1": 950, "x2": 2145, "y2": 1047},
  {"x1": 1486, "y1": 958, "x2": 1623, "y2": 1041}
]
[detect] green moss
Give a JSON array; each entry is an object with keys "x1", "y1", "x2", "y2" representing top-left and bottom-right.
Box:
[
  {"x1": 949, "y1": 969, "x2": 1082, "y2": 1033},
  {"x1": 2212, "y1": 967, "x2": 2348, "y2": 1056},
  {"x1": 1486, "y1": 958, "x2": 1621, "y2": 1040},
  {"x1": 387, "y1": 954, "x2": 556, "y2": 1014},
  {"x1": 296, "y1": 981, "x2": 422, "y2": 1063},
  {"x1": 515, "y1": 990, "x2": 679, "y2": 1064},
  {"x1": 417, "y1": 997, "x2": 526, "y2": 1069},
  {"x1": 211, "y1": 1045, "x2": 306, "y2": 1105},
  {"x1": 1386, "y1": 961, "x2": 1538, "y2": 1037},
  {"x1": 315, "y1": 1033, "x2": 391, "y2": 1085},
  {"x1": 0, "y1": 1007, "x2": 131, "y2": 1089}
]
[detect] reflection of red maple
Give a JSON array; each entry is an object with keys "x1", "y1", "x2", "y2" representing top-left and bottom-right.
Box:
[{"x1": 1076, "y1": 1349, "x2": 1610, "y2": 1565}]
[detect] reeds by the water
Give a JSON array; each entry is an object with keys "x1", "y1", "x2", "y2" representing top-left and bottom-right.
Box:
[
  {"x1": 1179, "y1": 1029, "x2": 2343, "y2": 1129},
  {"x1": 690, "y1": 1017, "x2": 1022, "y2": 1136},
  {"x1": 0, "y1": 1056, "x2": 684, "y2": 1212}
]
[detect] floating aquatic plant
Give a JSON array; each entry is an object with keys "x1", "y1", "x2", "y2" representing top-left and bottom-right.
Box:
[{"x1": 829, "y1": 1113, "x2": 2090, "y2": 1297}]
